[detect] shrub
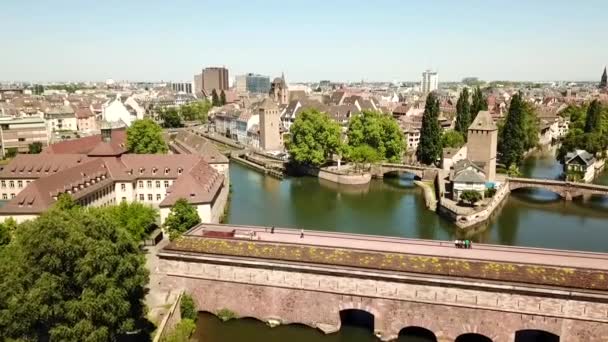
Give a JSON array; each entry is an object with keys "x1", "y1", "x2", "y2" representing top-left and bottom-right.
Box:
[
  {"x1": 485, "y1": 187, "x2": 497, "y2": 198},
  {"x1": 161, "y1": 318, "x2": 195, "y2": 342},
  {"x1": 180, "y1": 294, "x2": 197, "y2": 321},
  {"x1": 216, "y1": 308, "x2": 237, "y2": 322}
]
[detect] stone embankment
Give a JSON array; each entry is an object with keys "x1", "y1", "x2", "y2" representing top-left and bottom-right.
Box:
[
  {"x1": 318, "y1": 166, "x2": 372, "y2": 185},
  {"x1": 438, "y1": 182, "x2": 510, "y2": 229},
  {"x1": 414, "y1": 180, "x2": 437, "y2": 211}
]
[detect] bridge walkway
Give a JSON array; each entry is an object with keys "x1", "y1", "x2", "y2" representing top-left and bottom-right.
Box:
[{"x1": 189, "y1": 224, "x2": 608, "y2": 272}]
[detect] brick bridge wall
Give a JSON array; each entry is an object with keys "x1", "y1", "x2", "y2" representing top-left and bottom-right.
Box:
[{"x1": 157, "y1": 254, "x2": 608, "y2": 342}]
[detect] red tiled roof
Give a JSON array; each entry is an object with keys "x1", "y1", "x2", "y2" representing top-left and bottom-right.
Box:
[
  {"x1": 0, "y1": 154, "x2": 91, "y2": 179},
  {"x1": 44, "y1": 129, "x2": 126, "y2": 154}
]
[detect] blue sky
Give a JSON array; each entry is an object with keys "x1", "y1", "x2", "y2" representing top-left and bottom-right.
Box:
[{"x1": 1, "y1": 0, "x2": 606, "y2": 82}]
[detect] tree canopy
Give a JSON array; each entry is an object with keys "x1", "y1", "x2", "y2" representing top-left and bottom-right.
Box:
[
  {"x1": 28, "y1": 142, "x2": 43, "y2": 154},
  {"x1": 416, "y1": 92, "x2": 442, "y2": 165},
  {"x1": 211, "y1": 89, "x2": 220, "y2": 107},
  {"x1": 127, "y1": 118, "x2": 168, "y2": 154},
  {"x1": 220, "y1": 90, "x2": 227, "y2": 106},
  {"x1": 288, "y1": 109, "x2": 343, "y2": 167},
  {"x1": 180, "y1": 100, "x2": 211, "y2": 123},
  {"x1": 97, "y1": 201, "x2": 158, "y2": 241},
  {"x1": 460, "y1": 190, "x2": 482, "y2": 206},
  {"x1": 558, "y1": 101, "x2": 608, "y2": 161},
  {"x1": 0, "y1": 202, "x2": 149, "y2": 341},
  {"x1": 499, "y1": 92, "x2": 526, "y2": 167},
  {"x1": 441, "y1": 130, "x2": 465, "y2": 149},
  {"x1": 455, "y1": 87, "x2": 471, "y2": 136},
  {"x1": 346, "y1": 110, "x2": 405, "y2": 163},
  {"x1": 470, "y1": 86, "x2": 487, "y2": 117},
  {"x1": 164, "y1": 199, "x2": 201, "y2": 240},
  {"x1": 160, "y1": 107, "x2": 183, "y2": 128}
]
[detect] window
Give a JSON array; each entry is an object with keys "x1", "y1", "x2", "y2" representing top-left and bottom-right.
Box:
[
  {"x1": 18, "y1": 138, "x2": 25, "y2": 142},
  {"x1": 10, "y1": 193, "x2": 15, "y2": 199},
  {"x1": 147, "y1": 180, "x2": 152, "y2": 188},
  {"x1": 147, "y1": 194, "x2": 153, "y2": 201},
  {"x1": 2, "y1": 194, "x2": 6, "y2": 200},
  {"x1": 121, "y1": 197, "x2": 126, "y2": 202},
  {"x1": 138, "y1": 181, "x2": 143, "y2": 188},
  {"x1": 9, "y1": 181, "x2": 14, "y2": 188},
  {"x1": 17, "y1": 180, "x2": 22, "y2": 188},
  {"x1": 156, "y1": 194, "x2": 161, "y2": 201},
  {"x1": 121, "y1": 183, "x2": 126, "y2": 191},
  {"x1": 177, "y1": 168, "x2": 183, "y2": 175},
  {"x1": 1, "y1": 181, "x2": 5, "y2": 188},
  {"x1": 26, "y1": 180, "x2": 31, "y2": 185},
  {"x1": 164, "y1": 180, "x2": 169, "y2": 188},
  {"x1": 156, "y1": 181, "x2": 160, "y2": 188},
  {"x1": 139, "y1": 194, "x2": 144, "y2": 201}
]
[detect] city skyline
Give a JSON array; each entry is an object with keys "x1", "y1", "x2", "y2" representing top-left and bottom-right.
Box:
[{"x1": 1, "y1": 0, "x2": 607, "y2": 83}]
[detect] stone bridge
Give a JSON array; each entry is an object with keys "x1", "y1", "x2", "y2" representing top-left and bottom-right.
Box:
[
  {"x1": 156, "y1": 224, "x2": 608, "y2": 342},
  {"x1": 371, "y1": 163, "x2": 439, "y2": 179},
  {"x1": 507, "y1": 177, "x2": 608, "y2": 200}
]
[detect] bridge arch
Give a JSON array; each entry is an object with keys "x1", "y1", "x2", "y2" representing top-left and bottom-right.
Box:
[
  {"x1": 339, "y1": 308, "x2": 375, "y2": 333},
  {"x1": 398, "y1": 326, "x2": 437, "y2": 341},
  {"x1": 508, "y1": 184, "x2": 569, "y2": 199},
  {"x1": 455, "y1": 332, "x2": 493, "y2": 342},
  {"x1": 382, "y1": 169, "x2": 423, "y2": 180},
  {"x1": 515, "y1": 329, "x2": 559, "y2": 342}
]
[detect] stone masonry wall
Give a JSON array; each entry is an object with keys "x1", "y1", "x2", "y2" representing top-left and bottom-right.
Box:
[{"x1": 157, "y1": 255, "x2": 608, "y2": 341}]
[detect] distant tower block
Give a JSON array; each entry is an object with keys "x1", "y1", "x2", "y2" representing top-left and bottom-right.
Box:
[
  {"x1": 467, "y1": 110, "x2": 497, "y2": 182},
  {"x1": 258, "y1": 98, "x2": 282, "y2": 151}
]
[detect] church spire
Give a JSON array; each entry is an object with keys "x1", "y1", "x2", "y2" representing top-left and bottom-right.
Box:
[{"x1": 601, "y1": 67, "x2": 607, "y2": 89}]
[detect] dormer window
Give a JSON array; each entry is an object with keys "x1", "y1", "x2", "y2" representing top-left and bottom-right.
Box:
[
  {"x1": 164, "y1": 167, "x2": 170, "y2": 175},
  {"x1": 152, "y1": 167, "x2": 157, "y2": 175},
  {"x1": 178, "y1": 168, "x2": 183, "y2": 175},
  {"x1": 139, "y1": 167, "x2": 144, "y2": 174}
]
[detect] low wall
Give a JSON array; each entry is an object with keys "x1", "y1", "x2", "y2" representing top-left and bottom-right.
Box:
[
  {"x1": 318, "y1": 167, "x2": 371, "y2": 185},
  {"x1": 438, "y1": 182, "x2": 510, "y2": 229},
  {"x1": 153, "y1": 291, "x2": 183, "y2": 342},
  {"x1": 414, "y1": 180, "x2": 436, "y2": 211}
]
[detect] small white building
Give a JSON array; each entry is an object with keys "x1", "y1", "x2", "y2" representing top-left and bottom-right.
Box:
[
  {"x1": 451, "y1": 159, "x2": 487, "y2": 201},
  {"x1": 564, "y1": 149, "x2": 596, "y2": 182},
  {"x1": 102, "y1": 97, "x2": 134, "y2": 126}
]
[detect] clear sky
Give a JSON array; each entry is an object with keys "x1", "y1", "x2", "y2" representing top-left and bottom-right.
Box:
[{"x1": 1, "y1": 0, "x2": 606, "y2": 83}]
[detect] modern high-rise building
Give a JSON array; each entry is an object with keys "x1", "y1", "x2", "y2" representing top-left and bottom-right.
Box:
[
  {"x1": 421, "y1": 70, "x2": 439, "y2": 94},
  {"x1": 197, "y1": 67, "x2": 229, "y2": 95},
  {"x1": 235, "y1": 73, "x2": 271, "y2": 94}
]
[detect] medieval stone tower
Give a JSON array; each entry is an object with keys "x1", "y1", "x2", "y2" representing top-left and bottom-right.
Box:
[
  {"x1": 259, "y1": 98, "x2": 282, "y2": 151},
  {"x1": 269, "y1": 73, "x2": 289, "y2": 105},
  {"x1": 467, "y1": 110, "x2": 498, "y2": 182}
]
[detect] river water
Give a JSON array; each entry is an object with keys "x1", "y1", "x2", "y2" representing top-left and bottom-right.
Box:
[{"x1": 194, "y1": 149, "x2": 608, "y2": 341}]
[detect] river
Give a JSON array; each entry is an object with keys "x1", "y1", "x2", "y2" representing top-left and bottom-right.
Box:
[{"x1": 194, "y1": 150, "x2": 608, "y2": 341}]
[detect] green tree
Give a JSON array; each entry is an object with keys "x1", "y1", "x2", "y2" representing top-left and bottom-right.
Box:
[
  {"x1": 521, "y1": 101, "x2": 540, "y2": 151},
  {"x1": 584, "y1": 99, "x2": 602, "y2": 133},
  {"x1": 28, "y1": 142, "x2": 43, "y2": 154},
  {"x1": 0, "y1": 205, "x2": 149, "y2": 341},
  {"x1": 180, "y1": 100, "x2": 211, "y2": 123},
  {"x1": 507, "y1": 164, "x2": 521, "y2": 177},
  {"x1": 288, "y1": 109, "x2": 342, "y2": 167},
  {"x1": 160, "y1": 107, "x2": 183, "y2": 128},
  {"x1": 499, "y1": 93, "x2": 526, "y2": 167},
  {"x1": 346, "y1": 110, "x2": 405, "y2": 163},
  {"x1": 4, "y1": 148, "x2": 17, "y2": 159},
  {"x1": 455, "y1": 87, "x2": 471, "y2": 135},
  {"x1": 127, "y1": 118, "x2": 168, "y2": 154},
  {"x1": 180, "y1": 294, "x2": 197, "y2": 321},
  {"x1": 460, "y1": 190, "x2": 482, "y2": 206},
  {"x1": 211, "y1": 89, "x2": 220, "y2": 107},
  {"x1": 441, "y1": 130, "x2": 465, "y2": 149},
  {"x1": 347, "y1": 144, "x2": 381, "y2": 170},
  {"x1": 100, "y1": 201, "x2": 158, "y2": 241},
  {"x1": 470, "y1": 86, "x2": 487, "y2": 117},
  {"x1": 220, "y1": 90, "x2": 227, "y2": 106},
  {"x1": 416, "y1": 92, "x2": 442, "y2": 165},
  {"x1": 164, "y1": 199, "x2": 201, "y2": 240}
]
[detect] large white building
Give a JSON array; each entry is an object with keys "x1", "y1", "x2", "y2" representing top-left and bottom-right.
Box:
[{"x1": 421, "y1": 70, "x2": 439, "y2": 94}]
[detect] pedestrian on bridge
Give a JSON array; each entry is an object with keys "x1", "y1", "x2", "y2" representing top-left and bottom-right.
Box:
[{"x1": 300, "y1": 229, "x2": 304, "y2": 238}]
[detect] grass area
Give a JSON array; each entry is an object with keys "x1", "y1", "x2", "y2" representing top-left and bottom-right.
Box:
[{"x1": 167, "y1": 237, "x2": 608, "y2": 291}]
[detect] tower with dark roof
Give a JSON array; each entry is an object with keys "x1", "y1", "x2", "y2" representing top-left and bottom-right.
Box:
[
  {"x1": 269, "y1": 73, "x2": 289, "y2": 105},
  {"x1": 467, "y1": 110, "x2": 497, "y2": 182},
  {"x1": 601, "y1": 67, "x2": 607, "y2": 89}
]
